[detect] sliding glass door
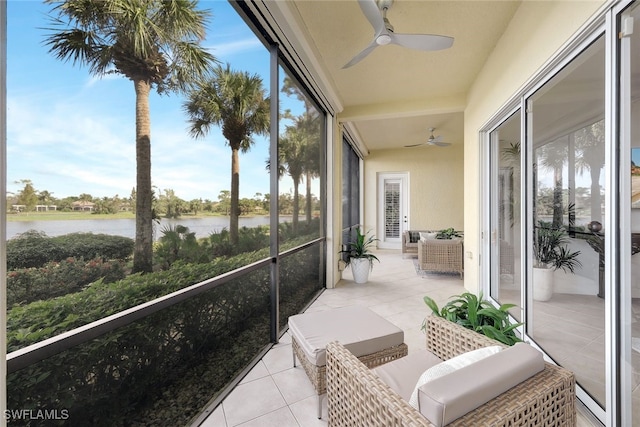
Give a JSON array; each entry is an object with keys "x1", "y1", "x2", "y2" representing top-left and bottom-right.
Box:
[
  {"x1": 526, "y1": 36, "x2": 606, "y2": 416},
  {"x1": 488, "y1": 111, "x2": 522, "y2": 321},
  {"x1": 619, "y1": 3, "x2": 640, "y2": 425}
]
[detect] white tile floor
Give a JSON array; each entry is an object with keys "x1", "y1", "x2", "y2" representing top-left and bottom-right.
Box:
[{"x1": 201, "y1": 249, "x2": 600, "y2": 427}]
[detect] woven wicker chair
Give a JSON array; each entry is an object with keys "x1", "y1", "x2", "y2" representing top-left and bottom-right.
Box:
[
  {"x1": 418, "y1": 238, "x2": 464, "y2": 278},
  {"x1": 402, "y1": 230, "x2": 431, "y2": 257},
  {"x1": 326, "y1": 315, "x2": 576, "y2": 427}
]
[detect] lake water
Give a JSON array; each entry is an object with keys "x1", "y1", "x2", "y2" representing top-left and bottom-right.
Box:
[{"x1": 6, "y1": 216, "x2": 276, "y2": 241}]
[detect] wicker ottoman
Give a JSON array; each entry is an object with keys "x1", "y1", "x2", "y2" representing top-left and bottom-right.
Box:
[{"x1": 288, "y1": 305, "x2": 408, "y2": 419}]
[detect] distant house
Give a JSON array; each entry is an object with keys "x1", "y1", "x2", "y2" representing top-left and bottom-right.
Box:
[
  {"x1": 72, "y1": 201, "x2": 95, "y2": 212},
  {"x1": 36, "y1": 205, "x2": 57, "y2": 212}
]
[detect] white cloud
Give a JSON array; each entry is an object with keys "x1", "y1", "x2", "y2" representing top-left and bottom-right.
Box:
[
  {"x1": 209, "y1": 38, "x2": 263, "y2": 58},
  {"x1": 7, "y1": 1, "x2": 284, "y2": 202}
]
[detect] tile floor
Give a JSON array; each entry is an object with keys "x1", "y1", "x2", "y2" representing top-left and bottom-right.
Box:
[{"x1": 201, "y1": 249, "x2": 601, "y2": 427}]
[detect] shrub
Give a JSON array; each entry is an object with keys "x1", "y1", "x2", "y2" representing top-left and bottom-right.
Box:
[
  {"x1": 422, "y1": 292, "x2": 523, "y2": 345},
  {"x1": 52, "y1": 232, "x2": 134, "y2": 261},
  {"x1": 6, "y1": 239, "x2": 321, "y2": 426},
  {"x1": 6, "y1": 230, "x2": 65, "y2": 270},
  {"x1": 7, "y1": 257, "x2": 127, "y2": 307},
  {"x1": 7, "y1": 231, "x2": 134, "y2": 269},
  {"x1": 203, "y1": 226, "x2": 270, "y2": 259},
  {"x1": 6, "y1": 231, "x2": 321, "y2": 426},
  {"x1": 155, "y1": 224, "x2": 209, "y2": 269},
  {"x1": 154, "y1": 224, "x2": 273, "y2": 270}
]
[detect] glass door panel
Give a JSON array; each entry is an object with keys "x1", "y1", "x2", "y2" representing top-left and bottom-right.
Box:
[
  {"x1": 527, "y1": 36, "x2": 606, "y2": 412},
  {"x1": 489, "y1": 111, "x2": 522, "y2": 321},
  {"x1": 384, "y1": 179, "x2": 401, "y2": 241},
  {"x1": 620, "y1": 3, "x2": 640, "y2": 425}
]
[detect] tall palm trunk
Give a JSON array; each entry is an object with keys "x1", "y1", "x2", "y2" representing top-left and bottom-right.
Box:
[
  {"x1": 132, "y1": 79, "x2": 154, "y2": 273},
  {"x1": 589, "y1": 163, "x2": 602, "y2": 222},
  {"x1": 292, "y1": 176, "x2": 300, "y2": 232},
  {"x1": 552, "y1": 166, "x2": 563, "y2": 228},
  {"x1": 230, "y1": 147, "x2": 240, "y2": 245},
  {"x1": 305, "y1": 171, "x2": 312, "y2": 223}
]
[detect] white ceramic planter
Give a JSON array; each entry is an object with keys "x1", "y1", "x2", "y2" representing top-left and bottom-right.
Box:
[
  {"x1": 350, "y1": 258, "x2": 372, "y2": 284},
  {"x1": 533, "y1": 267, "x2": 554, "y2": 301}
]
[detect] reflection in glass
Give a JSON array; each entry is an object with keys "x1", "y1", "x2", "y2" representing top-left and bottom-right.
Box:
[
  {"x1": 625, "y1": 3, "x2": 640, "y2": 424},
  {"x1": 528, "y1": 36, "x2": 605, "y2": 408},
  {"x1": 278, "y1": 67, "x2": 324, "y2": 241},
  {"x1": 490, "y1": 112, "x2": 521, "y2": 320}
]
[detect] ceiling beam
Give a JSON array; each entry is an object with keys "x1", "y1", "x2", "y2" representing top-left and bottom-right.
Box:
[{"x1": 337, "y1": 94, "x2": 466, "y2": 122}]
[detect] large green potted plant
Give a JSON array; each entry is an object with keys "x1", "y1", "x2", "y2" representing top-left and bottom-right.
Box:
[
  {"x1": 339, "y1": 228, "x2": 379, "y2": 284},
  {"x1": 435, "y1": 227, "x2": 462, "y2": 240},
  {"x1": 533, "y1": 220, "x2": 582, "y2": 301},
  {"x1": 422, "y1": 292, "x2": 522, "y2": 346}
]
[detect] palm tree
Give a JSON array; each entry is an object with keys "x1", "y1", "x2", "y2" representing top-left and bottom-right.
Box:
[
  {"x1": 43, "y1": 0, "x2": 216, "y2": 273},
  {"x1": 278, "y1": 124, "x2": 307, "y2": 232},
  {"x1": 536, "y1": 138, "x2": 568, "y2": 228},
  {"x1": 299, "y1": 113, "x2": 321, "y2": 223},
  {"x1": 184, "y1": 64, "x2": 269, "y2": 245},
  {"x1": 575, "y1": 121, "x2": 605, "y2": 222},
  {"x1": 281, "y1": 76, "x2": 322, "y2": 224}
]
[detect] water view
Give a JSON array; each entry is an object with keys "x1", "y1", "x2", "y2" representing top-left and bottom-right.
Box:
[{"x1": 6, "y1": 216, "x2": 276, "y2": 241}]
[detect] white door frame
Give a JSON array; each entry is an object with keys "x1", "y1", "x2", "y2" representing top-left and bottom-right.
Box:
[{"x1": 377, "y1": 172, "x2": 409, "y2": 249}]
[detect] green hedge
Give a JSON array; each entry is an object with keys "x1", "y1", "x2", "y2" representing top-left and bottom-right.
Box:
[
  {"x1": 7, "y1": 252, "x2": 269, "y2": 425},
  {"x1": 7, "y1": 257, "x2": 127, "y2": 307},
  {"x1": 7, "y1": 231, "x2": 134, "y2": 270},
  {"x1": 7, "y1": 235, "x2": 322, "y2": 426}
]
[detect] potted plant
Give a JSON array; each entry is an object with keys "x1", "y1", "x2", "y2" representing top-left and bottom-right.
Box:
[
  {"x1": 435, "y1": 227, "x2": 462, "y2": 239},
  {"x1": 533, "y1": 220, "x2": 582, "y2": 301},
  {"x1": 339, "y1": 227, "x2": 379, "y2": 284},
  {"x1": 421, "y1": 292, "x2": 522, "y2": 346}
]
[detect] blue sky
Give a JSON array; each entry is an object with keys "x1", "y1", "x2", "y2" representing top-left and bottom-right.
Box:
[
  {"x1": 7, "y1": 0, "x2": 301, "y2": 202},
  {"x1": 633, "y1": 148, "x2": 640, "y2": 167}
]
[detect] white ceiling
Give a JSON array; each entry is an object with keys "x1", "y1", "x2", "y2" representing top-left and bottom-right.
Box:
[{"x1": 284, "y1": 0, "x2": 522, "y2": 153}]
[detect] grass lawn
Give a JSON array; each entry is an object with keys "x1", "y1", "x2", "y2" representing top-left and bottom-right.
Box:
[
  {"x1": 6, "y1": 211, "x2": 227, "y2": 222},
  {"x1": 7, "y1": 211, "x2": 137, "y2": 221}
]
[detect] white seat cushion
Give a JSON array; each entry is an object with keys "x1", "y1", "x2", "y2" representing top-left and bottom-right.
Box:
[
  {"x1": 288, "y1": 305, "x2": 404, "y2": 366},
  {"x1": 372, "y1": 350, "x2": 443, "y2": 401}
]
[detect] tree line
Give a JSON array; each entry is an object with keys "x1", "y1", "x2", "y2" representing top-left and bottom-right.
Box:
[{"x1": 7, "y1": 180, "x2": 320, "y2": 219}]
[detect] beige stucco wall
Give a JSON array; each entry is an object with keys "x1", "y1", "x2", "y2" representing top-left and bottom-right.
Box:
[
  {"x1": 363, "y1": 144, "x2": 464, "y2": 240},
  {"x1": 463, "y1": 1, "x2": 606, "y2": 292}
]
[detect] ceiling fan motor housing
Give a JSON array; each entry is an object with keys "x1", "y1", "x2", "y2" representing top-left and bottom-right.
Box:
[
  {"x1": 376, "y1": 0, "x2": 394, "y2": 11},
  {"x1": 343, "y1": 0, "x2": 454, "y2": 69}
]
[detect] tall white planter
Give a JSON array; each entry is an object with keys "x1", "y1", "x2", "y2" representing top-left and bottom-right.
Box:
[
  {"x1": 350, "y1": 258, "x2": 372, "y2": 284},
  {"x1": 533, "y1": 267, "x2": 554, "y2": 301}
]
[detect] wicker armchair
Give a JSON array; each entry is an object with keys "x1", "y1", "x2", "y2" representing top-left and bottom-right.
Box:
[
  {"x1": 326, "y1": 315, "x2": 576, "y2": 427},
  {"x1": 418, "y1": 238, "x2": 464, "y2": 278},
  {"x1": 402, "y1": 230, "x2": 431, "y2": 257}
]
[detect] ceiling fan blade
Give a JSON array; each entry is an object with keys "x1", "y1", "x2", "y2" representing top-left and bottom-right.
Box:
[
  {"x1": 357, "y1": 0, "x2": 386, "y2": 34},
  {"x1": 391, "y1": 33, "x2": 454, "y2": 51},
  {"x1": 429, "y1": 141, "x2": 451, "y2": 147},
  {"x1": 343, "y1": 40, "x2": 379, "y2": 69},
  {"x1": 403, "y1": 142, "x2": 426, "y2": 148}
]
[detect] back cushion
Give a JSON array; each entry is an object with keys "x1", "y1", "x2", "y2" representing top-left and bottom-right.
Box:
[
  {"x1": 417, "y1": 342, "x2": 545, "y2": 427},
  {"x1": 408, "y1": 346, "x2": 502, "y2": 409},
  {"x1": 409, "y1": 231, "x2": 421, "y2": 243}
]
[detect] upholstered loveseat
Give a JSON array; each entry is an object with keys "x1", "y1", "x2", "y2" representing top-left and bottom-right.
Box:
[{"x1": 326, "y1": 315, "x2": 576, "y2": 427}]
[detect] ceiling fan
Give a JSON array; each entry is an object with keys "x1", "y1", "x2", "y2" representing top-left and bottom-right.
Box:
[
  {"x1": 405, "y1": 128, "x2": 451, "y2": 148},
  {"x1": 343, "y1": 0, "x2": 454, "y2": 69}
]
